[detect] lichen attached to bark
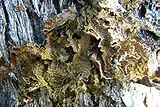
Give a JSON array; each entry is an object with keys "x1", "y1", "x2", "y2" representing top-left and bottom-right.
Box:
[{"x1": 0, "y1": 0, "x2": 160, "y2": 106}]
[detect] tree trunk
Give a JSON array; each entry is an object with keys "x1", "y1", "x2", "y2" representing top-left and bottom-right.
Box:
[{"x1": 0, "y1": 0, "x2": 160, "y2": 107}]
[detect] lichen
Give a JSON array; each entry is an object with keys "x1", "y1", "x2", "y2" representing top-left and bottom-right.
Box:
[{"x1": 0, "y1": 0, "x2": 160, "y2": 106}]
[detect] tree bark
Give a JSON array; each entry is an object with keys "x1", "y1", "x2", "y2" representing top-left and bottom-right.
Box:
[{"x1": 0, "y1": 0, "x2": 160, "y2": 107}]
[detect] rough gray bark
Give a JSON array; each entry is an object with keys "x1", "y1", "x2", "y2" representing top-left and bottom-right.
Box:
[{"x1": 0, "y1": 0, "x2": 73, "y2": 61}]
